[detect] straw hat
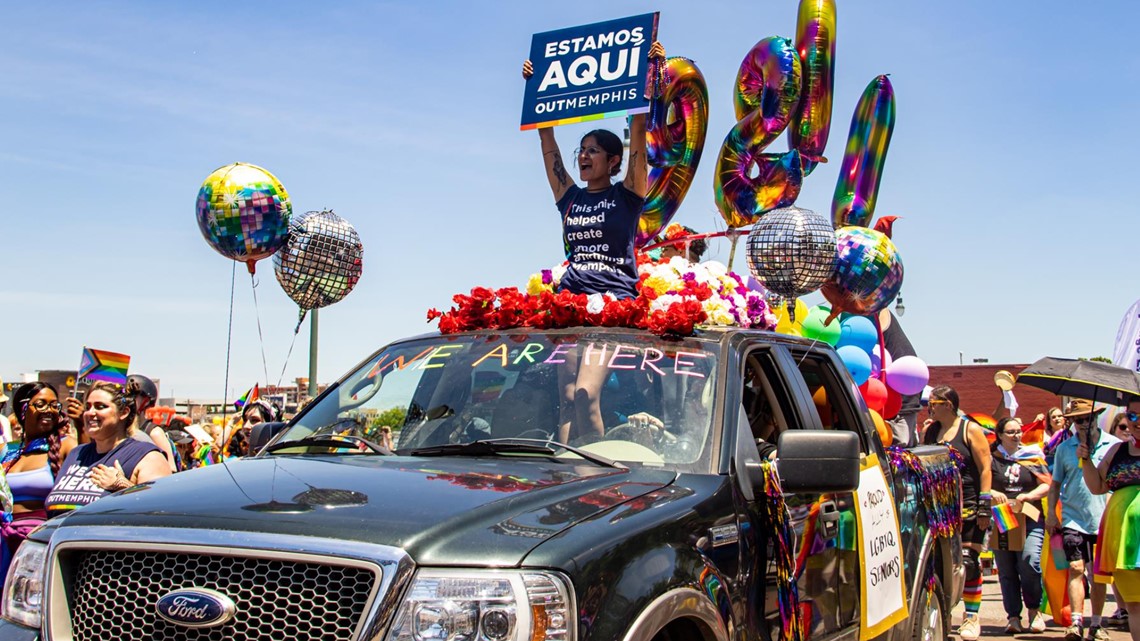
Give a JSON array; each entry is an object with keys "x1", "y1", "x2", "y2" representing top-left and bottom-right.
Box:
[{"x1": 1061, "y1": 398, "x2": 1106, "y2": 419}]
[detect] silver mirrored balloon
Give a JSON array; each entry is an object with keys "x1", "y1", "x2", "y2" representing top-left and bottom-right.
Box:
[
  {"x1": 745, "y1": 206, "x2": 836, "y2": 300},
  {"x1": 273, "y1": 210, "x2": 363, "y2": 312}
]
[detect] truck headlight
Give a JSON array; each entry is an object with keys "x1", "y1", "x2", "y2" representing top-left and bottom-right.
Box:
[
  {"x1": 387, "y1": 570, "x2": 573, "y2": 641},
  {"x1": 1, "y1": 540, "x2": 46, "y2": 628}
]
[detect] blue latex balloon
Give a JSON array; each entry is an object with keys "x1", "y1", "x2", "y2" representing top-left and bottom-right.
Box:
[
  {"x1": 837, "y1": 315, "x2": 878, "y2": 353},
  {"x1": 837, "y1": 345, "x2": 872, "y2": 385}
]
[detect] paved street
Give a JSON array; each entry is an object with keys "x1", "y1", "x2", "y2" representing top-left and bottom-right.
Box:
[{"x1": 949, "y1": 574, "x2": 1131, "y2": 640}]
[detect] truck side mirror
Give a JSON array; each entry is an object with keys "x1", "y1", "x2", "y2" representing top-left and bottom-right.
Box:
[
  {"x1": 249, "y1": 421, "x2": 289, "y2": 455},
  {"x1": 774, "y1": 431, "x2": 861, "y2": 493}
]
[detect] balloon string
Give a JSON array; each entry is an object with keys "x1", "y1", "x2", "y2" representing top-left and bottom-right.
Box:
[
  {"x1": 275, "y1": 321, "x2": 303, "y2": 388},
  {"x1": 221, "y1": 262, "x2": 236, "y2": 426},
  {"x1": 249, "y1": 273, "x2": 271, "y2": 391}
]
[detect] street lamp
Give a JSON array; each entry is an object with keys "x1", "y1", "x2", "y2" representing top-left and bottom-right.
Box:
[{"x1": 895, "y1": 292, "x2": 906, "y2": 317}]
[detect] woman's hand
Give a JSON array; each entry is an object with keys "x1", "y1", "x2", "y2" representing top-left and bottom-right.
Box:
[
  {"x1": 89, "y1": 460, "x2": 131, "y2": 491},
  {"x1": 648, "y1": 41, "x2": 665, "y2": 60},
  {"x1": 65, "y1": 397, "x2": 83, "y2": 422},
  {"x1": 990, "y1": 490, "x2": 1008, "y2": 505},
  {"x1": 627, "y1": 412, "x2": 664, "y2": 430},
  {"x1": 522, "y1": 60, "x2": 533, "y2": 80}
]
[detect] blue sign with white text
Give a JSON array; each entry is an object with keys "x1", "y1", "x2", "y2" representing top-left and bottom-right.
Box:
[{"x1": 520, "y1": 13, "x2": 659, "y2": 130}]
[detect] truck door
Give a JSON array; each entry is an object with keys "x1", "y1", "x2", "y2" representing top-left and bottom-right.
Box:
[{"x1": 778, "y1": 347, "x2": 869, "y2": 637}]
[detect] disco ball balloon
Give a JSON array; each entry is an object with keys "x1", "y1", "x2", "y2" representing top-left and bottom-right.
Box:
[
  {"x1": 196, "y1": 162, "x2": 292, "y2": 274},
  {"x1": 821, "y1": 226, "x2": 903, "y2": 315},
  {"x1": 746, "y1": 206, "x2": 836, "y2": 305},
  {"x1": 273, "y1": 210, "x2": 363, "y2": 314}
]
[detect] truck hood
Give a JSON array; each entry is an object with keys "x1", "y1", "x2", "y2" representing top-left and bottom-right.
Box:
[{"x1": 54, "y1": 455, "x2": 677, "y2": 566}]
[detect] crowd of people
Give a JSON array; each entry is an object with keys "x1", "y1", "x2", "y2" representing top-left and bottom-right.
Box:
[
  {"x1": 0, "y1": 376, "x2": 280, "y2": 590},
  {"x1": 922, "y1": 386, "x2": 1140, "y2": 641}
]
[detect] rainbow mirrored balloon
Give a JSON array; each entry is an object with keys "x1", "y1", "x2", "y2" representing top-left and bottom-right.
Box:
[
  {"x1": 821, "y1": 226, "x2": 903, "y2": 315},
  {"x1": 196, "y1": 162, "x2": 292, "y2": 273},
  {"x1": 273, "y1": 210, "x2": 364, "y2": 313},
  {"x1": 745, "y1": 206, "x2": 836, "y2": 300}
]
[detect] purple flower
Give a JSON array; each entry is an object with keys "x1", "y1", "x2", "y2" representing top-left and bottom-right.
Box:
[
  {"x1": 681, "y1": 272, "x2": 697, "y2": 283},
  {"x1": 541, "y1": 270, "x2": 553, "y2": 285}
]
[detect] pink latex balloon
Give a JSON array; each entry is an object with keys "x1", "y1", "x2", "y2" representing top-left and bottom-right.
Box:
[
  {"x1": 885, "y1": 355, "x2": 929, "y2": 395},
  {"x1": 870, "y1": 345, "x2": 892, "y2": 376}
]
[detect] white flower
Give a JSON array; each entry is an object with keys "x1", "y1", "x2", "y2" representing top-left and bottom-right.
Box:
[{"x1": 586, "y1": 293, "x2": 605, "y2": 315}]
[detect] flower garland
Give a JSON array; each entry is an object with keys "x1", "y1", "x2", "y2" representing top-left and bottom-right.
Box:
[
  {"x1": 428, "y1": 258, "x2": 777, "y2": 337},
  {"x1": 885, "y1": 445, "x2": 964, "y2": 539}
]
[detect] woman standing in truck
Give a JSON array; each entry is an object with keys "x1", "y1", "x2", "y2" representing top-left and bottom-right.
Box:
[{"x1": 923, "y1": 385, "x2": 992, "y2": 641}]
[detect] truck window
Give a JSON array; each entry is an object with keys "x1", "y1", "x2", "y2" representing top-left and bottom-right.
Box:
[
  {"x1": 741, "y1": 352, "x2": 789, "y2": 458},
  {"x1": 788, "y1": 352, "x2": 868, "y2": 452}
]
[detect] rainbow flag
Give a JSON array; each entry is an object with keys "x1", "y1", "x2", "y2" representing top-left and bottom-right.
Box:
[
  {"x1": 78, "y1": 347, "x2": 130, "y2": 385},
  {"x1": 234, "y1": 384, "x2": 260, "y2": 410},
  {"x1": 992, "y1": 502, "x2": 1019, "y2": 533}
]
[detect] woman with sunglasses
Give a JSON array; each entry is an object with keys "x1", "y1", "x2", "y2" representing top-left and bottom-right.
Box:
[
  {"x1": 1080, "y1": 404, "x2": 1140, "y2": 641},
  {"x1": 989, "y1": 417, "x2": 1051, "y2": 633},
  {"x1": 922, "y1": 385, "x2": 992, "y2": 641},
  {"x1": 0, "y1": 382, "x2": 76, "y2": 586}
]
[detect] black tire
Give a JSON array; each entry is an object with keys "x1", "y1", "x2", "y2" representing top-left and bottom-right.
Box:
[{"x1": 911, "y1": 573, "x2": 947, "y2": 641}]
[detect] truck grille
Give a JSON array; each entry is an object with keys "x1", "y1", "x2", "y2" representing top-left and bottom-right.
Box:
[{"x1": 70, "y1": 549, "x2": 376, "y2": 641}]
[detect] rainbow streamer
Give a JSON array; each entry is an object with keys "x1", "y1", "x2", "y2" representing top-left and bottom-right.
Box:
[
  {"x1": 77, "y1": 347, "x2": 130, "y2": 385},
  {"x1": 886, "y1": 446, "x2": 963, "y2": 538},
  {"x1": 991, "y1": 502, "x2": 1019, "y2": 533},
  {"x1": 760, "y1": 461, "x2": 803, "y2": 641}
]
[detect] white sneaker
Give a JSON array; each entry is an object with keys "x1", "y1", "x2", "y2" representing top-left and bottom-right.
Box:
[
  {"x1": 959, "y1": 615, "x2": 981, "y2": 641},
  {"x1": 1028, "y1": 612, "x2": 1047, "y2": 633}
]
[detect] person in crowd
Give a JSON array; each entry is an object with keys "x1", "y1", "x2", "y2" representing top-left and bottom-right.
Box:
[
  {"x1": 0, "y1": 382, "x2": 76, "y2": 583},
  {"x1": 1111, "y1": 412, "x2": 1133, "y2": 442},
  {"x1": 1044, "y1": 406, "x2": 1069, "y2": 463},
  {"x1": 655, "y1": 223, "x2": 707, "y2": 264},
  {"x1": 126, "y1": 375, "x2": 177, "y2": 472},
  {"x1": 44, "y1": 382, "x2": 170, "y2": 518},
  {"x1": 377, "y1": 425, "x2": 395, "y2": 450},
  {"x1": 922, "y1": 385, "x2": 992, "y2": 641},
  {"x1": 1079, "y1": 399, "x2": 1140, "y2": 641},
  {"x1": 225, "y1": 399, "x2": 278, "y2": 459},
  {"x1": 990, "y1": 417, "x2": 1051, "y2": 633},
  {"x1": 1046, "y1": 399, "x2": 1115, "y2": 641},
  {"x1": 881, "y1": 310, "x2": 921, "y2": 446},
  {"x1": 0, "y1": 383, "x2": 12, "y2": 443}
]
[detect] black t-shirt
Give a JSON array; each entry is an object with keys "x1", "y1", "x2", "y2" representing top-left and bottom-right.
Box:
[
  {"x1": 883, "y1": 312, "x2": 921, "y2": 414},
  {"x1": 45, "y1": 439, "x2": 160, "y2": 517},
  {"x1": 556, "y1": 183, "x2": 643, "y2": 300}
]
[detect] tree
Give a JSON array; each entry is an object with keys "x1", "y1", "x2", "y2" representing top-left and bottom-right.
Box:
[{"x1": 1079, "y1": 356, "x2": 1113, "y2": 364}]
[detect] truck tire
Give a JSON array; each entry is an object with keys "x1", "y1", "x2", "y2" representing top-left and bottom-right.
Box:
[{"x1": 910, "y1": 574, "x2": 947, "y2": 641}]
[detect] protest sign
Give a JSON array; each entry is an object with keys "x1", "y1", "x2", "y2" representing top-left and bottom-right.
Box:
[{"x1": 520, "y1": 13, "x2": 658, "y2": 130}]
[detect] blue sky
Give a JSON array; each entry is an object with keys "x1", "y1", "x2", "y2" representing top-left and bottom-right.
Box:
[{"x1": 3, "y1": 1, "x2": 1139, "y2": 399}]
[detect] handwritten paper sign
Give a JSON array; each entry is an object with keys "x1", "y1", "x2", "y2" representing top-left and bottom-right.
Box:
[
  {"x1": 853, "y1": 453, "x2": 908, "y2": 639},
  {"x1": 520, "y1": 13, "x2": 658, "y2": 130}
]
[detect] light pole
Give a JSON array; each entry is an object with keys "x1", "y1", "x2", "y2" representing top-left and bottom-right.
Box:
[{"x1": 308, "y1": 309, "x2": 319, "y2": 399}]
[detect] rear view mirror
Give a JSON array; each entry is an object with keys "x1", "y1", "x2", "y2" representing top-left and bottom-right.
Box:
[
  {"x1": 775, "y1": 431, "x2": 860, "y2": 493},
  {"x1": 249, "y1": 422, "x2": 288, "y2": 455}
]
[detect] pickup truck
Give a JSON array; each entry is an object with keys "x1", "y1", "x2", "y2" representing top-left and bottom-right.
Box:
[{"x1": 0, "y1": 326, "x2": 962, "y2": 641}]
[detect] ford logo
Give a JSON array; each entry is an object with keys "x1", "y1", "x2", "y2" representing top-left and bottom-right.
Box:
[{"x1": 155, "y1": 588, "x2": 237, "y2": 628}]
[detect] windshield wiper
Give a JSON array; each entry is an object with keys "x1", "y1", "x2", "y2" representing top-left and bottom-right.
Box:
[
  {"x1": 407, "y1": 438, "x2": 625, "y2": 469},
  {"x1": 265, "y1": 434, "x2": 392, "y2": 455}
]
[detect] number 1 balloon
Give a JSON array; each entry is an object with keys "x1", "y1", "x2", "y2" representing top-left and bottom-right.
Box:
[
  {"x1": 273, "y1": 210, "x2": 364, "y2": 324},
  {"x1": 832, "y1": 75, "x2": 895, "y2": 228},
  {"x1": 196, "y1": 162, "x2": 292, "y2": 274},
  {"x1": 715, "y1": 37, "x2": 803, "y2": 228},
  {"x1": 638, "y1": 56, "x2": 709, "y2": 246},
  {"x1": 789, "y1": 0, "x2": 836, "y2": 176}
]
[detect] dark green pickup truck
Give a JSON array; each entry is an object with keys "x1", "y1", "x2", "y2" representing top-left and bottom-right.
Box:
[{"x1": 1, "y1": 327, "x2": 961, "y2": 641}]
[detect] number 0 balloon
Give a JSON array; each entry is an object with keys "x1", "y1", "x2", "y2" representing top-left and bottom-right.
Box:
[
  {"x1": 789, "y1": 0, "x2": 836, "y2": 176},
  {"x1": 832, "y1": 75, "x2": 895, "y2": 228},
  {"x1": 196, "y1": 162, "x2": 292, "y2": 274}
]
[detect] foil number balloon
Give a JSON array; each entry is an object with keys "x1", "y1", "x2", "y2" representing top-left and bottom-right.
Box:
[
  {"x1": 715, "y1": 37, "x2": 803, "y2": 229},
  {"x1": 789, "y1": 0, "x2": 836, "y2": 176},
  {"x1": 273, "y1": 210, "x2": 364, "y2": 320},
  {"x1": 637, "y1": 56, "x2": 709, "y2": 246},
  {"x1": 196, "y1": 162, "x2": 292, "y2": 274},
  {"x1": 832, "y1": 75, "x2": 895, "y2": 228}
]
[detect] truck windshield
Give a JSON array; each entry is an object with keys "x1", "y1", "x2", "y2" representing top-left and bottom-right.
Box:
[{"x1": 277, "y1": 330, "x2": 720, "y2": 469}]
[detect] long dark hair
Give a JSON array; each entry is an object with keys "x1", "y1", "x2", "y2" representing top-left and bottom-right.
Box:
[
  {"x1": 9, "y1": 382, "x2": 67, "y2": 477},
  {"x1": 86, "y1": 382, "x2": 138, "y2": 434}
]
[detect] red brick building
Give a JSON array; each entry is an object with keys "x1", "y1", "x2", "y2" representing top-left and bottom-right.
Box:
[{"x1": 927, "y1": 364, "x2": 1062, "y2": 424}]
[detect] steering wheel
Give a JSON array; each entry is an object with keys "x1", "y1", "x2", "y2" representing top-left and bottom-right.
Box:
[{"x1": 603, "y1": 422, "x2": 674, "y2": 451}]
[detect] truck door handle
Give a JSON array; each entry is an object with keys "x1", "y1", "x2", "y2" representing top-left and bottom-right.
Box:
[{"x1": 818, "y1": 500, "x2": 840, "y2": 541}]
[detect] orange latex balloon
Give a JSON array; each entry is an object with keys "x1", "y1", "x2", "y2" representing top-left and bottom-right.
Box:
[{"x1": 870, "y1": 409, "x2": 892, "y2": 447}]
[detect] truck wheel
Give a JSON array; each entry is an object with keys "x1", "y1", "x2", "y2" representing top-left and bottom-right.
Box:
[{"x1": 910, "y1": 574, "x2": 946, "y2": 641}]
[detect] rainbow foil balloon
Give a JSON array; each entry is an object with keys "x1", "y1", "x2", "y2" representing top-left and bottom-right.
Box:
[
  {"x1": 715, "y1": 37, "x2": 803, "y2": 229},
  {"x1": 789, "y1": 0, "x2": 836, "y2": 176},
  {"x1": 196, "y1": 162, "x2": 292, "y2": 274},
  {"x1": 638, "y1": 57, "x2": 709, "y2": 246},
  {"x1": 832, "y1": 75, "x2": 895, "y2": 228},
  {"x1": 821, "y1": 226, "x2": 903, "y2": 316}
]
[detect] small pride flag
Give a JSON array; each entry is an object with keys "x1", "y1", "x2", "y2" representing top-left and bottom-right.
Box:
[
  {"x1": 234, "y1": 384, "x2": 260, "y2": 411},
  {"x1": 78, "y1": 347, "x2": 130, "y2": 385},
  {"x1": 992, "y1": 502, "x2": 1020, "y2": 533}
]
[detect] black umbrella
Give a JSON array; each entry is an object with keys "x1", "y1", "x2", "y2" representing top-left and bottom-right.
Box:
[
  {"x1": 1016, "y1": 357, "x2": 1140, "y2": 405},
  {"x1": 1016, "y1": 357, "x2": 1140, "y2": 463}
]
